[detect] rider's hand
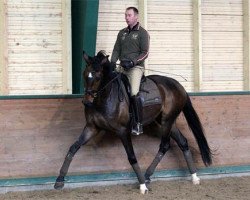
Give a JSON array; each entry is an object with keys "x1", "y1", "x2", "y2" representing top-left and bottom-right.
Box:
[{"x1": 120, "y1": 59, "x2": 134, "y2": 70}]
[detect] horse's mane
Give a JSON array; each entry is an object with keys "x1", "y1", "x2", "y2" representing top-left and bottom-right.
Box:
[{"x1": 95, "y1": 50, "x2": 117, "y2": 78}]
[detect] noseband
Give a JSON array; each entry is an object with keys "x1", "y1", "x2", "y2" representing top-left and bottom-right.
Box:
[{"x1": 85, "y1": 89, "x2": 98, "y2": 98}]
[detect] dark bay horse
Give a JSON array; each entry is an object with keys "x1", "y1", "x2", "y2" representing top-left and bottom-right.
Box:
[{"x1": 54, "y1": 50, "x2": 212, "y2": 194}]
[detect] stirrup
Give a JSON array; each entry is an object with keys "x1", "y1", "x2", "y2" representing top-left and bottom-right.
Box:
[{"x1": 131, "y1": 123, "x2": 143, "y2": 136}]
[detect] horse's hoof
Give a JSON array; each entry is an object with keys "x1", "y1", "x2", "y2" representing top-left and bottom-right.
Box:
[
  {"x1": 54, "y1": 181, "x2": 65, "y2": 190},
  {"x1": 140, "y1": 183, "x2": 149, "y2": 194},
  {"x1": 191, "y1": 173, "x2": 200, "y2": 185},
  {"x1": 192, "y1": 178, "x2": 200, "y2": 185}
]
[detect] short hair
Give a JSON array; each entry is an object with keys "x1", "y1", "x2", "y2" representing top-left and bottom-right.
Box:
[{"x1": 126, "y1": 7, "x2": 139, "y2": 14}]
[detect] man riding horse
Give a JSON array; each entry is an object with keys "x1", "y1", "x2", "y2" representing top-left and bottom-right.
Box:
[{"x1": 111, "y1": 7, "x2": 150, "y2": 135}]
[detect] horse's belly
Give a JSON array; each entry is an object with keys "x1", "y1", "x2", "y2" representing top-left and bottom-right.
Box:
[{"x1": 142, "y1": 104, "x2": 162, "y2": 125}]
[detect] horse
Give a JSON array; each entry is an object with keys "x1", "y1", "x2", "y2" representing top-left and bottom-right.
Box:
[{"x1": 54, "y1": 50, "x2": 212, "y2": 194}]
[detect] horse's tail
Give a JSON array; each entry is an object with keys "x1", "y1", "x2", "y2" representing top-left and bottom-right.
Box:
[{"x1": 182, "y1": 94, "x2": 212, "y2": 166}]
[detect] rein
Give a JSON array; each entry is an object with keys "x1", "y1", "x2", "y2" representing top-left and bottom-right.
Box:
[{"x1": 145, "y1": 69, "x2": 188, "y2": 81}]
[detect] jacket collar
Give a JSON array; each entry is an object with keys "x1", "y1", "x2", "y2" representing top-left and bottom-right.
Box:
[{"x1": 126, "y1": 22, "x2": 140, "y2": 32}]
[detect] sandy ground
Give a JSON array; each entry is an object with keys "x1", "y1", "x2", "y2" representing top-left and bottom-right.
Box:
[{"x1": 0, "y1": 176, "x2": 250, "y2": 200}]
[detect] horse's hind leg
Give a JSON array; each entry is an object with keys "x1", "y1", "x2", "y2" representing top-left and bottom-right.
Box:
[
  {"x1": 54, "y1": 126, "x2": 98, "y2": 189},
  {"x1": 171, "y1": 126, "x2": 200, "y2": 185}
]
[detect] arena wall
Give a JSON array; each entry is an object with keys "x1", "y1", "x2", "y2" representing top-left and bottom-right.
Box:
[{"x1": 0, "y1": 93, "x2": 249, "y2": 183}]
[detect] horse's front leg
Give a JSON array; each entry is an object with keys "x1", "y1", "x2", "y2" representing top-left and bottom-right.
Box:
[
  {"x1": 54, "y1": 125, "x2": 99, "y2": 189},
  {"x1": 144, "y1": 135, "x2": 170, "y2": 184},
  {"x1": 144, "y1": 119, "x2": 173, "y2": 185},
  {"x1": 119, "y1": 132, "x2": 148, "y2": 194}
]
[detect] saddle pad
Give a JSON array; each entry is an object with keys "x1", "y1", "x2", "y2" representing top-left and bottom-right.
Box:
[{"x1": 139, "y1": 78, "x2": 162, "y2": 107}]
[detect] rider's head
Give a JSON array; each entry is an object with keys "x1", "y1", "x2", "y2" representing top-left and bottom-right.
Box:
[{"x1": 125, "y1": 7, "x2": 139, "y2": 29}]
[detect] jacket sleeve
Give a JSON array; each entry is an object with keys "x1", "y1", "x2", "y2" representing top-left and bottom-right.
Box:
[
  {"x1": 111, "y1": 32, "x2": 121, "y2": 63},
  {"x1": 133, "y1": 29, "x2": 150, "y2": 65}
]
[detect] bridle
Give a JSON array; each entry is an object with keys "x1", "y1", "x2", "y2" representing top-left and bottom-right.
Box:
[
  {"x1": 84, "y1": 71, "x2": 121, "y2": 98},
  {"x1": 84, "y1": 70, "x2": 99, "y2": 98}
]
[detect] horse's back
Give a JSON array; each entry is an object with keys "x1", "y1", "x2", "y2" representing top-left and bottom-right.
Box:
[
  {"x1": 119, "y1": 74, "x2": 187, "y2": 125},
  {"x1": 147, "y1": 75, "x2": 187, "y2": 98}
]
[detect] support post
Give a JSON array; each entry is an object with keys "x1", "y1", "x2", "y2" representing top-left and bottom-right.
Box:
[
  {"x1": 138, "y1": 0, "x2": 149, "y2": 75},
  {"x1": 243, "y1": 0, "x2": 250, "y2": 90},
  {"x1": 192, "y1": 0, "x2": 202, "y2": 92},
  {"x1": 72, "y1": 0, "x2": 99, "y2": 94},
  {"x1": 0, "y1": 0, "x2": 8, "y2": 95},
  {"x1": 62, "y1": 0, "x2": 72, "y2": 94}
]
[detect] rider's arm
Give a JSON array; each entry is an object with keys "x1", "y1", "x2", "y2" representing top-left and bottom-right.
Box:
[{"x1": 133, "y1": 28, "x2": 150, "y2": 65}]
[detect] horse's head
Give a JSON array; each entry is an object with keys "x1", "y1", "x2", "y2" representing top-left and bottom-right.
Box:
[{"x1": 82, "y1": 50, "x2": 110, "y2": 107}]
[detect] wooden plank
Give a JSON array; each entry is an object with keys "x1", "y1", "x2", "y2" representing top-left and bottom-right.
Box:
[
  {"x1": 6, "y1": 0, "x2": 65, "y2": 95},
  {"x1": 148, "y1": 1, "x2": 193, "y2": 15},
  {"x1": 0, "y1": 95, "x2": 250, "y2": 178},
  {"x1": 201, "y1": 81, "x2": 244, "y2": 91},
  {"x1": 202, "y1": 15, "x2": 243, "y2": 32},
  {"x1": 201, "y1": 0, "x2": 244, "y2": 92},
  {"x1": 202, "y1": 0, "x2": 243, "y2": 15},
  {"x1": 148, "y1": 14, "x2": 193, "y2": 31}
]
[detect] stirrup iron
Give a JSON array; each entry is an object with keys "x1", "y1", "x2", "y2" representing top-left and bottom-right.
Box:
[{"x1": 132, "y1": 123, "x2": 143, "y2": 135}]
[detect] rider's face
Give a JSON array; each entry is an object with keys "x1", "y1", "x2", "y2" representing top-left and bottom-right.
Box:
[{"x1": 125, "y1": 9, "x2": 138, "y2": 28}]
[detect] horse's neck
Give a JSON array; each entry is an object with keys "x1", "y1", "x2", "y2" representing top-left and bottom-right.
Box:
[
  {"x1": 95, "y1": 74, "x2": 117, "y2": 103},
  {"x1": 95, "y1": 73, "x2": 127, "y2": 107}
]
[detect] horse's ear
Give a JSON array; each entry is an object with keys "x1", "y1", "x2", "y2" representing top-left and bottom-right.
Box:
[
  {"x1": 101, "y1": 55, "x2": 109, "y2": 65},
  {"x1": 83, "y1": 51, "x2": 91, "y2": 64}
]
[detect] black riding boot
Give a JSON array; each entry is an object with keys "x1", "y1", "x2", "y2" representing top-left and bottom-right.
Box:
[{"x1": 131, "y1": 95, "x2": 143, "y2": 135}]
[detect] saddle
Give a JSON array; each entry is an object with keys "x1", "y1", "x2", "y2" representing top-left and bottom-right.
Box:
[{"x1": 121, "y1": 74, "x2": 162, "y2": 107}]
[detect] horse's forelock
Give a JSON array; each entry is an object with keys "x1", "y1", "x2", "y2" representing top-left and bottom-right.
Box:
[
  {"x1": 97, "y1": 50, "x2": 107, "y2": 59},
  {"x1": 88, "y1": 50, "x2": 111, "y2": 72}
]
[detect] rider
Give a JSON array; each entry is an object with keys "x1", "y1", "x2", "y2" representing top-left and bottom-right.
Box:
[{"x1": 111, "y1": 7, "x2": 150, "y2": 135}]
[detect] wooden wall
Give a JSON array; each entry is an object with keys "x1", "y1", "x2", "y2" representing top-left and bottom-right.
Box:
[
  {"x1": 0, "y1": 94, "x2": 249, "y2": 179},
  {"x1": 1, "y1": 0, "x2": 249, "y2": 95},
  {"x1": 202, "y1": 0, "x2": 243, "y2": 91},
  {"x1": 0, "y1": 0, "x2": 72, "y2": 95},
  {"x1": 96, "y1": 0, "x2": 250, "y2": 92}
]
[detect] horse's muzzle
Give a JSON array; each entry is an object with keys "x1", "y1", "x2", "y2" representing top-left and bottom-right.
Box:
[
  {"x1": 83, "y1": 101, "x2": 93, "y2": 107},
  {"x1": 83, "y1": 94, "x2": 94, "y2": 107}
]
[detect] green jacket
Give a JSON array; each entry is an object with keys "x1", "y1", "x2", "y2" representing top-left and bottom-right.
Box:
[{"x1": 111, "y1": 23, "x2": 150, "y2": 67}]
